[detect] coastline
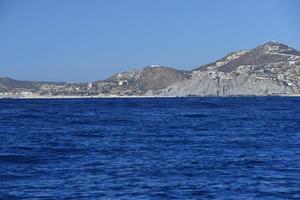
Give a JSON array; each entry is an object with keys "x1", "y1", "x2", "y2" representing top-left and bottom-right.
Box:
[
  {"x1": 0, "y1": 95, "x2": 164, "y2": 99},
  {"x1": 1, "y1": 94, "x2": 300, "y2": 99}
]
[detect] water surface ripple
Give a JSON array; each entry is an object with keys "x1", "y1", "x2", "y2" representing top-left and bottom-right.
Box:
[{"x1": 0, "y1": 97, "x2": 300, "y2": 199}]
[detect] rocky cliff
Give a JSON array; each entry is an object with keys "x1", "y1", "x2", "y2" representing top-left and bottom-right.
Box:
[
  {"x1": 1, "y1": 41, "x2": 299, "y2": 98},
  {"x1": 161, "y1": 41, "x2": 300, "y2": 96}
]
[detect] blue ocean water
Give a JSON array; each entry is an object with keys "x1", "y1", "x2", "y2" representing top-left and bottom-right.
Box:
[{"x1": 0, "y1": 97, "x2": 300, "y2": 199}]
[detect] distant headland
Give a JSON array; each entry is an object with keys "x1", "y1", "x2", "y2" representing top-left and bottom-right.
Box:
[{"x1": 1, "y1": 41, "x2": 300, "y2": 98}]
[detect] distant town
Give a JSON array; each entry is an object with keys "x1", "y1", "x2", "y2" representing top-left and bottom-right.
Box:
[{"x1": 1, "y1": 41, "x2": 300, "y2": 98}]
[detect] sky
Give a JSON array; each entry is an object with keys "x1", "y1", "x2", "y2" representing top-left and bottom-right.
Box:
[{"x1": 0, "y1": 0, "x2": 299, "y2": 82}]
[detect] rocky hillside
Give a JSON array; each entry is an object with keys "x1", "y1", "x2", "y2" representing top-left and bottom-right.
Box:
[
  {"x1": 102, "y1": 66, "x2": 190, "y2": 95},
  {"x1": 1, "y1": 41, "x2": 300, "y2": 98},
  {"x1": 0, "y1": 65, "x2": 189, "y2": 97},
  {"x1": 161, "y1": 41, "x2": 300, "y2": 96}
]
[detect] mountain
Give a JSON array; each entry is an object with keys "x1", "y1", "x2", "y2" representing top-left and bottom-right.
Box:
[
  {"x1": 0, "y1": 77, "x2": 66, "y2": 90},
  {"x1": 102, "y1": 66, "x2": 190, "y2": 95},
  {"x1": 0, "y1": 77, "x2": 36, "y2": 90},
  {"x1": 1, "y1": 41, "x2": 300, "y2": 98},
  {"x1": 161, "y1": 41, "x2": 300, "y2": 96},
  {"x1": 0, "y1": 65, "x2": 189, "y2": 97}
]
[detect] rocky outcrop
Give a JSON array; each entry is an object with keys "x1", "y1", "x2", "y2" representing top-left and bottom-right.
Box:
[
  {"x1": 161, "y1": 41, "x2": 300, "y2": 96},
  {"x1": 1, "y1": 41, "x2": 300, "y2": 98},
  {"x1": 103, "y1": 66, "x2": 190, "y2": 95}
]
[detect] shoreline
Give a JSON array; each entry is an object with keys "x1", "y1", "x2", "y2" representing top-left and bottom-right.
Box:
[
  {"x1": 0, "y1": 95, "x2": 165, "y2": 99},
  {"x1": 1, "y1": 94, "x2": 300, "y2": 99}
]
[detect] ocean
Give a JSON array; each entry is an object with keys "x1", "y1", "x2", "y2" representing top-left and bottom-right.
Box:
[{"x1": 0, "y1": 97, "x2": 300, "y2": 199}]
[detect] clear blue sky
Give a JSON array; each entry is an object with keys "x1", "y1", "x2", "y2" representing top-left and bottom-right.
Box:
[{"x1": 0, "y1": 0, "x2": 299, "y2": 82}]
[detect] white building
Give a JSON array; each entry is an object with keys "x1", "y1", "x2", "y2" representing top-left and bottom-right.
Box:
[{"x1": 118, "y1": 80, "x2": 128, "y2": 86}]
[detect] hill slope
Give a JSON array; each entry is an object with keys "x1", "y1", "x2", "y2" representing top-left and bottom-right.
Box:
[
  {"x1": 1, "y1": 41, "x2": 300, "y2": 98},
  {"x1": 161, "y1": 41, "x2": 300, "y2": 96}
]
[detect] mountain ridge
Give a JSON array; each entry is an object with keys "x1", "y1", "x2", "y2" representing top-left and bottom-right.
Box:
[{"x1": 1, "y1": 41, "x2": 300, "y2": 98}]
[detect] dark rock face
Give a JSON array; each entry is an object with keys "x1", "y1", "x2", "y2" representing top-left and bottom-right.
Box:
[
  {"x1": 135, "y1": 67, "x2": 189, "y2": 92},
  {"x1": 1, "y1": 41, "x2": 300, "y2": 98},
  {"x1": 99, "y1": 66, "x2": 190, "y2": 95}
]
